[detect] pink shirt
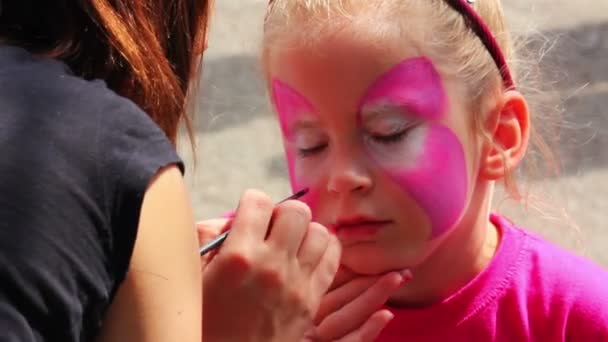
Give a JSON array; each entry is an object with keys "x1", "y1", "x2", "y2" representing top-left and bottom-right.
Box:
[{"x1": 378, "y1": 214, "x2": 608, "y2": 341}]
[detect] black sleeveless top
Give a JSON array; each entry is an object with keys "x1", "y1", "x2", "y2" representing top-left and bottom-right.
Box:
[{"x1": 0, "y1": 45, "x2": 184, "y2": 341}]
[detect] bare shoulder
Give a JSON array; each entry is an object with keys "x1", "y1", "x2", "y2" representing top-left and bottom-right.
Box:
[{"x1": 96, "y1": 165, "x2": 202, "y2": 342}]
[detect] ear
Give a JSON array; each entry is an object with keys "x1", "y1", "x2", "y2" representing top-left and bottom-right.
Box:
[{"x1": 480, "y1": 90, "x2": 530, "y2": 180}]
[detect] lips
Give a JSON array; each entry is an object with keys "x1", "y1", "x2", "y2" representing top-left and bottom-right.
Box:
[{"x1": 332, "y1": 216, "x2": 392, "y2": 241}]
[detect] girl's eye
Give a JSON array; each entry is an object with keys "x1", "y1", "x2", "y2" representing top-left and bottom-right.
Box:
[
  {"x1": 293, "y1": 128, "x2": 328, "y2": 158},
  {"x1": 297, "y1": 143, "x2": 328, "y2": 157},
  {"x1": 370, "y1": 130, "x2": 408, "y2": 144},
  {"x1": 367, "y1": 118, "x2": 417, "y2": 145}
]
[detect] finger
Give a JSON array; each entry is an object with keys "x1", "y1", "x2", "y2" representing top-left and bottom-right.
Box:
[
  {"x1": 316, "y1": 272, "x2": 405, "y2": 339},
  {"x1": 339, "y1": 309, "x2": 394, "y2": 342},
  {"x1": 266, "y1": 200, "x2": 312, "y2": 257},
  {"x1": 309, "y1": 234, "x2": 342, "y2": 314},
  {"x1": 297, "y1": 222, "x2": 330, "y2": 274},
  {"x1": 196, "y1": 218, "x2": 230, "y2": 245},
  {"x1": 302, "y1": 330, "x2": 318, "y2": 342},
  {"x1": 314, "y1": 275, "x2": 380, "y2": 325},
  {"x1": 330, "y1": 266, "x2": 359, "y2": 291},
  {"x1": 225, "y1": 189, "x2": 274, "y2": 246}
]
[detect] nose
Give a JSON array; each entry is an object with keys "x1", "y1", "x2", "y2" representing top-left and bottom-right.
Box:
[{"x1": 326, "y1": 149, "x2": 373, "y2": 195}]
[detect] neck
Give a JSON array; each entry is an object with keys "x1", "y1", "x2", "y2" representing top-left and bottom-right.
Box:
[{"x1": 388, "y1": 182, "x2": 500, "y2": 307}]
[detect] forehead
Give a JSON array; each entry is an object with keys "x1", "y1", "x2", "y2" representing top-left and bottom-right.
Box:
[{"x1": 268, "y1": 30, "x2": 427, "y2": 110}]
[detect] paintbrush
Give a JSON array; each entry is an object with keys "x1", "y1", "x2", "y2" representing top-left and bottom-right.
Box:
[{"x1": 199, "y1": 188, "x2": 310, "y2": 256}]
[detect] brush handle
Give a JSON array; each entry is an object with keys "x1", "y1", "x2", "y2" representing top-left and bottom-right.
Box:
[
  {"x1": 199, "y1": 188, "x2": 309, "y2": 256},
  {"x1": 199, "y1": 230, "x2": 230, "y2": 255}
]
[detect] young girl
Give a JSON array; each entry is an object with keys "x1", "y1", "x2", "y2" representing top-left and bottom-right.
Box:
[{"x1": 261, "y1": 0, "x2": 608, "y2": 340}]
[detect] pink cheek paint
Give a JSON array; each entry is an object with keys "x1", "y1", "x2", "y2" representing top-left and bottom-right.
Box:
[
  {"x1": 386, "y1": 124, "x2": 467, "y2": 237},
  {"x1": 283, "y1": 147, "x2": 324, "y2": 220},
  {"x1": 285, "y1": 148, "x2": 327, "y2": 223},
  {"x1": 360, "y1": 57, "x2": 468, "y2": 237},
  {"x1": 271, "y1": 79, "x2": 322, "y2": 216}
]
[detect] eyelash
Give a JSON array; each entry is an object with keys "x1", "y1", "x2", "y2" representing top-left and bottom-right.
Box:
[
  {"x1": 369, "y1": 129, "x2": 408, "y2": 144},
  {"x1": 295, "y1": 123, "x2": 415, "y2": 158},
  {"x1": 297, "y1": 143, "x2": 328, "y2": 157}
]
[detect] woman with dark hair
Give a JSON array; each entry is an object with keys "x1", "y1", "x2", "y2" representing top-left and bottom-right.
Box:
[{"x1": 0, "y1": 1, "x2": 340, "y2": 341}]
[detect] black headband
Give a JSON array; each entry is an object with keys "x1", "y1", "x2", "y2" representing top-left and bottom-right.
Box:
[{"x1": 444, "y1": 0, "x2": 514, "y2": 89}]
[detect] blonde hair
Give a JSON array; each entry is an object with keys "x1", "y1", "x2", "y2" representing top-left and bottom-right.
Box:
[{"x1": 262, "y1": 0, "x2": 560, "y2": 203}]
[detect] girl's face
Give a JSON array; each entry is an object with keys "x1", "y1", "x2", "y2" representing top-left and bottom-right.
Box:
[{"x1": 268, "y1": 33, "x2": 482, "y2": 275}]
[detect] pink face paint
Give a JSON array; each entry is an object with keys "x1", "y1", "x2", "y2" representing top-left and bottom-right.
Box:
[
  {"x1": 271, "y1": 79, "x2": 315, "y2": 192},
  {"x1": 387, "y1": 123, "x2": 467, "y2": 237},
  {"x1": 271, "y1": 80, "x2": 317, "y2": 138},
  {"x1": 360, "y1": 57, "x2": 468, "y2": 237},
  {"x1": 272, "y1": 57, "x2": 468, "y2": 237},
  {"x1": 221, "y1": 210, "x2": 236, "y2": 219},
  {"x1": 271, "y1": 79, "x2": 322, "y2": 213},
  {"x1": 361, "y1": 57, "x2": 446, "y2": 121}
]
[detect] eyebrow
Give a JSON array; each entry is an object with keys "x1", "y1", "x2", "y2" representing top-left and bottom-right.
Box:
[
  {"x1": 360, "y1": 101, "x2": 412, "y2": 119},
  {"x1": 285, "y1": 117, "x2": 323, "y2": 138}
]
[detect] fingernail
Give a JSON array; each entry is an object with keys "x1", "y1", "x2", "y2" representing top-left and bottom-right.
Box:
[{"x1": 399, "y1": 269, "x2": 413, "y2": 285}]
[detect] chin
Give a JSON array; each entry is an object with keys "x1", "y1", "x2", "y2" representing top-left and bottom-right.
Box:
[
  {"x1": 342, "y1": 259, "x2": 388, "y2": 276},
  {"x1": 340, "y1": 248, "x2": 406, "y2": 276},
  {"x1": 341, "y1": 243, "x2": 429, "y2": 275}
]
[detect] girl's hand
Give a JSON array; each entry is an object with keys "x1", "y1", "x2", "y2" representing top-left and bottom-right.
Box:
[{"x1": 304, "y1": 267, "x2": 411, "y2": 342}]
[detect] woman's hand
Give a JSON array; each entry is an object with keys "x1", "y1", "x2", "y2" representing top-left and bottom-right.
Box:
[{"x1": 197, "y1": 189, "x2": 341, "y2": 342}]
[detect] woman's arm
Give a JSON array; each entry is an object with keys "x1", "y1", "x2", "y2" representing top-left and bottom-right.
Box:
[{"x1": 96, "y1": 165, "x2": 201, "y2": 342}]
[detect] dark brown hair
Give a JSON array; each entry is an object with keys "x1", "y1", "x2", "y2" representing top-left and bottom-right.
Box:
[{"x1": 0, "y1": 0, "x2": 211, "y2": 144}]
